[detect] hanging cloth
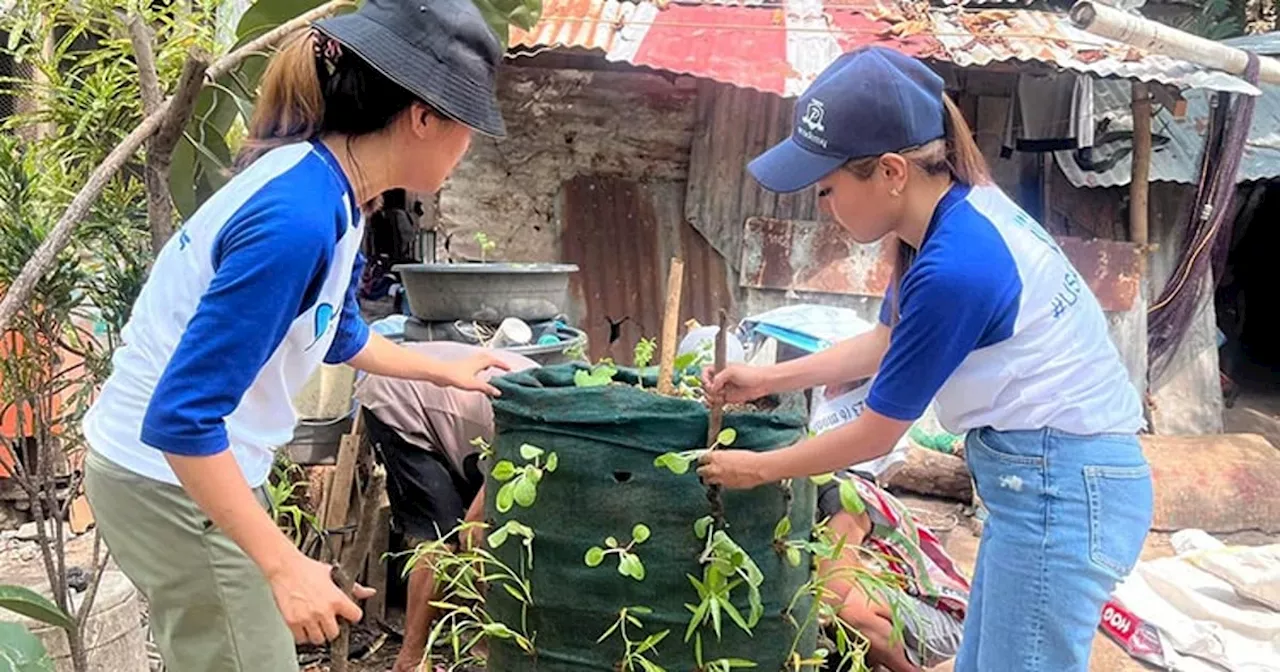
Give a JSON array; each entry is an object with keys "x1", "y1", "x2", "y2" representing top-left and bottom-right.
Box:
[{"x1": 1002, "y1": 73, "x2": 1095, "y2": 156}]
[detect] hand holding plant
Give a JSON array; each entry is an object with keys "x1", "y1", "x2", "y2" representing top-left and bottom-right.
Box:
[{"x1": 703, "y1": 364, "x2": 774, "y2": 405}]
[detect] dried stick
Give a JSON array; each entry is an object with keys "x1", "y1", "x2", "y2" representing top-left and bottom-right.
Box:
[
  {"x1": 0, "y1": 0, "x2": 353, "y2": 335},
  {"x1": 705, "y1": 309, "x2": 729, "y2": 528},
  {"x1": 330, "y1": 464, "x2": 387, "y2": 672},
  {"x1": 656, "y1": 257, "x2": 685, "y2": 396}
]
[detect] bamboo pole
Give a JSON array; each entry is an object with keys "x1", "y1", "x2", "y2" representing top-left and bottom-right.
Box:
[
  {"x1": 1131, "y1": 81, "x2": 1153, "y2": 276},
  {"x1": 1070, "y1": 0, "x2": 1280, "y2": 86},
  {"x1": 656, "y1": 258, "x2": 686, "y2": 396}
]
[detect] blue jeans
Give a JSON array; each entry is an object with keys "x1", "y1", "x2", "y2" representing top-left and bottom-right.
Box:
[{"x1": 957, "y1": 428, "x2": 1153, "y2": 672}]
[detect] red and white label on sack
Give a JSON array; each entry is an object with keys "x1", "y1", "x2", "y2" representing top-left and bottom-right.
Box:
[{"x1": 1100, "y1": 599, "x2": 1166, "y2": 664}]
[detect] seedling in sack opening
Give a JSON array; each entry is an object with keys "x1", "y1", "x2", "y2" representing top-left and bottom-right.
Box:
[
  {"x1": 654, "y1": 428, "x2": 737, "y2": 475},
  {"x1": 492, "y1": 444, "x2": 558, "y2": 513},
  {"x1": 597, "y1": 606, "x2": 672, "y2": 672},
  {"x1": 584, "y1": 524, "x2": 652, "y2": 581}
]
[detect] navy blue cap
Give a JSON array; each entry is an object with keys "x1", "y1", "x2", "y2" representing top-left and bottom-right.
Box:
[{"x1": 748, "y1": 46, "x2": 946, "y2": 194}]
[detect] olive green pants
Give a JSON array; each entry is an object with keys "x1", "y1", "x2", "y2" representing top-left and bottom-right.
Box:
[{"x1": 84, "y1": 451, "x2": 298, "y2": 672}]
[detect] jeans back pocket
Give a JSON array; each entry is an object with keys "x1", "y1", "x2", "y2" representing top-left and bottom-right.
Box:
[{"x1": 1084, "y1": 464, "x2": 1154, "y2": 579}]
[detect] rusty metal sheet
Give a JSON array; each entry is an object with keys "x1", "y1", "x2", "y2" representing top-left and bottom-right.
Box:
[
  {"x1": 739, "y1": 217, "x2": 895, "y2": 297},
  {"x1": 740, "y1": 219, "x2": 1141, "y2": 312},
  {"x1": 1055, "y1": 236, "x2": 1141, "y2": 312},
  {"x1": 561, "y1": 176, "x2": 730, "y2": 362}
]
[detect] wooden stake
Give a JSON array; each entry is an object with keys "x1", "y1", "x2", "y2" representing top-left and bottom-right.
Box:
[
  {"x1": 1131, "y1": 81, "x2": 1152, "y2": 277},
  {"x1": 323, "y1": 411, "x2": 364, "y2": 559},
  {"x1": 656, "y1": 257, "x2": 685, "y2": 396},
  {"x1": 705, "y1": 309, "x2": 730, "y2": 527},
  {"x1": 330, "y1": 464, "x2": 387, "y2": 672}
]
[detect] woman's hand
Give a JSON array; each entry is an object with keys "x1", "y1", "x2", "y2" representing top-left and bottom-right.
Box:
[
  {"x1": 267, "y1": 553, "x2": 376, "y2": 645},
  {"x1": 704, "y1": 364, "x2": 774, "y2": 405},
  {"x1": 435, "y1": 352, "x2": 512, "y2": 396},
  {"x1": 697, "y1": 449, "x2": 770, "y2": 490}
]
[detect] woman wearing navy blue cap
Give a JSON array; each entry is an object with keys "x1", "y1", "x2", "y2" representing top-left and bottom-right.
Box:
[
  {"x1": 82, "y1": 1, "x2": 512, "y2": 670},
  {"x1": 698, "y1": 46, "x2": 1152, "y2": 672}
]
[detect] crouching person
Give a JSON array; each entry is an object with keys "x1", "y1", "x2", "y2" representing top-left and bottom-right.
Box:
[
  {"x1": 817, "y1": 472, "x2": 970, "y2": 672},
  {"x1": 354, "y1": 342, "x2": 538, "y2": 672}
]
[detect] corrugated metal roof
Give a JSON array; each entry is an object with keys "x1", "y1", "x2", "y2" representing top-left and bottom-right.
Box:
[
  {"x1": 1055, "y1": 78, "x2": 1280, "y2": 187},
  {"x1": 1222, "y1": 31, "x2": 1280, "y2": 55},
  {"x1": 930, "y1": 9, "x2": 1259, "y2": 95},
  {"x1": 510, "y1": 1, "x2": 1258, "y2": 95}
]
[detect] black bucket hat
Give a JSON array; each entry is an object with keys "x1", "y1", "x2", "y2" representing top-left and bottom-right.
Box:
[{"x1": 315, "y1": 0, "x2": 507, "y2": 137}]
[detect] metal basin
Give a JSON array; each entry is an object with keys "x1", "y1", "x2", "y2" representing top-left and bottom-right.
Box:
[{"x1": 393, "y1": 263, "x2": 579, "y2": 323}]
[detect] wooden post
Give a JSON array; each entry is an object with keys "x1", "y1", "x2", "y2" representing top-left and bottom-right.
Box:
[
  {"x1": 656, "y1": 258, "x2": 686, "y2": 396},
  {"x1": 705, "y1": 310, "x2": 730, "y2": 527},
  {"x1": 1130, "y1": 81, "x2": 1153, "y2": 275}
]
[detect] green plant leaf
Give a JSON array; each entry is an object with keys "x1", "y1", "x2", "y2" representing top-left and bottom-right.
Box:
[
  {"x1": 674, "y1": 351, "x2": 701, "y2": 372},
  {"x1": 810, "y1": 473, "x2": 836, "y2": 486},
  {"x1": 694, "y1": 516, "x2": 713, "y2": 540},
  {"x1": 519, "y1": 443, "x2": 544, "y2": 460},
  {"x1": 0, "y1": 622, "x2": 54, "y2": 672},
  {"x1": 838, "y1": 480, "x2": 866, "y2": 515},
  {"x1": 632, "y1": 524, "x2": 651, "y2": 544},
  {"x1": 773, "y1": 516, "x2": 792, "y2": 541},
  {"x1": 512, "y1": 477, "x2": 537, "y2": 508},
  {"x1": 618, "y1": 553, "x2": 645, "y2": 581},
  {"x1": 785, "y1": 546, "x2": 803, "y2": 568},
  {"x1": 685, "y1": 601, "x2": 709, "y2": 642},
  {"x1": 635, "y1": 629, "x2": 669, "y2": 655},
  {"x1": 630, "y1": 605, "x2": 654, "y2": 615},
  {"x1": 501, "y1": 582, "x2": 528, "y2": 604},
  {"x1": 720, "y1": 596, "x2": 751, "y2": 635},
  {"x1": 481, "y1": 622, "x2": 518, "y2": 639},
  {"x1": 545, "y1": 452, "x2": 558, "y2": 473},
  {"x1": 653, "y1": 453, "x2": 690, "y2": 475},
  {"x1": 491, "y1": 460, "x2": 517, "y2": 482},
  {"x1": 488, "y1": 526, "x2": 510, "y2": 548},
  {"x1": 0, "y1": 586, "x2": 73, "y2": 631},
  {"x1": 584, "y1": 547, "x2": 605, "y2": 567},
  {"x1": 716, "y1": 428, "x2": 737, "y2": 446},
  {"x1": 495, "y1": 482, "x2": 516, "y2": 513},
  {"x1": 605, "y1": 536, "x2": 619, "y2": 549}
]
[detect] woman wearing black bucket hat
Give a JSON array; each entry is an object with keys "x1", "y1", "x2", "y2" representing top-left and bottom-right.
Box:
[{"x1": 81, "y1": 2, "x2": 510, "y2": 670}]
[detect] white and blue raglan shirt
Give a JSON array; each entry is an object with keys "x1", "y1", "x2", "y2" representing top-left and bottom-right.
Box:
[
  {"x1": 83, "y1": 141, "x2": 370, "y2": 488},
  {"x1": 868, "y1": 184, "x2": 1143, "y2": 436}
]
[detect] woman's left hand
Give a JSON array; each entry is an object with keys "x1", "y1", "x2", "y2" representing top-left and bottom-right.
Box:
[
  {"x1": 436, "y1": 352, "x2": 512, "y2": 396},
  {"x1": 697, "y1": 449, "x2": 770, "y2": 490}
]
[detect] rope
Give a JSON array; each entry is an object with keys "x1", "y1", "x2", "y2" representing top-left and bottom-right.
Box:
[{"x1": 1147, "y1": 52, "x2": 1261, "y2": 379}]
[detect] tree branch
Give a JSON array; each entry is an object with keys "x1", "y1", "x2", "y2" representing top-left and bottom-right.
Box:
[
  {"x1": 0, "y1": 0, "x2": 353, "y2": 335},
  {"x1": 127, "y1": 15, "x2": 172, "y2": 256}
]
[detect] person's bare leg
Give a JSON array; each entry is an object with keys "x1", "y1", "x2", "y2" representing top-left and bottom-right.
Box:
[
  {"x1": 393, "y1": 541, "x2": 440, "y2": 672},
  {"x1": 820, "y1": 511, "x2": 921, "y2": 672}
]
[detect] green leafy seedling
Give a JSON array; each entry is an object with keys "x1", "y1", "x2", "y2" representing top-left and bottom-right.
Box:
[
  {"x1": 584, "y1": 524, "x2": 652, "y2": 581},
  {"x1": 474, "y1": 231, "x2": 497, "y2": 262},
  {"x1": 684, "y1": 521, "x2": 765, "y2": 642},
  {"x1": 634, "y1": 337, "x2": 657, "y2": 369},
  {"x1": 488, "y1": 520, "x2": 536, "y2": 569},
  {"x1": 597, "y1": 606, "x2": 671, "y2": 672},
  {"x1": 491, "y1": 443, "x2": 558, "y2": 513},
  {"x1": 574, "y1": 360, "x2": 618, "y2": 388},
  {"x1": 654, "y1": 427, "x2": 739, "y2": 475}
]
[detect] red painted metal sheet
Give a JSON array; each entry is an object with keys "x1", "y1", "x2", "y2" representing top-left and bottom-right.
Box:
[{"x1": 740, "y1": 219, "x2": 1141, "y2": 312}]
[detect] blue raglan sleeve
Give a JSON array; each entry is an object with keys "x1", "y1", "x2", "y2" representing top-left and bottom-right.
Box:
[
  {"x1": 323, "y1": 250, "x2": 370, "y2": 364},
  {"x1": 140, "y1": 214, "x2": 331, "y2": 456},
  {"x1": 867, "y1": 258, "x2": 1019, "y2": 422}
]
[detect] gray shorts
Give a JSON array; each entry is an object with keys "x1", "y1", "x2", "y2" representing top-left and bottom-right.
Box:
[{"x1": 899, "y1": 594, "x2": 965, "y2": 667}]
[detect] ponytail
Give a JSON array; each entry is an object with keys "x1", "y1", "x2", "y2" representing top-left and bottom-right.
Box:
[
  {"x1": 235, "y1": 32, "x2": 325, "y2": 170},
  {"x1": 232, "y1": 29, "x2": 423, "y2": 173},
  {"x1": 870, "y1": 93, "x2": 991, "y2": 325},
  {"x1": 941, "y1": 94, "x2": 990, "y2": 186}
]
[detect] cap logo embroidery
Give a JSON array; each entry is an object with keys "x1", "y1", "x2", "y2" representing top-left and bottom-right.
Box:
[{"x1": 797, "y1": 99, "x2": 828, "y2": 148}]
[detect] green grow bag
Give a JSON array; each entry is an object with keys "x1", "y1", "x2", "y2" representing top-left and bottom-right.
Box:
[{"x1": 485, "y1": 364, "x2": 818, "y2": 672}]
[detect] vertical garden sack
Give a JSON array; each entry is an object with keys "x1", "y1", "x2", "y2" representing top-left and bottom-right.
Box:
[{"x1": 484, "y1": 365, "x2": 819, "y2": 671}]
